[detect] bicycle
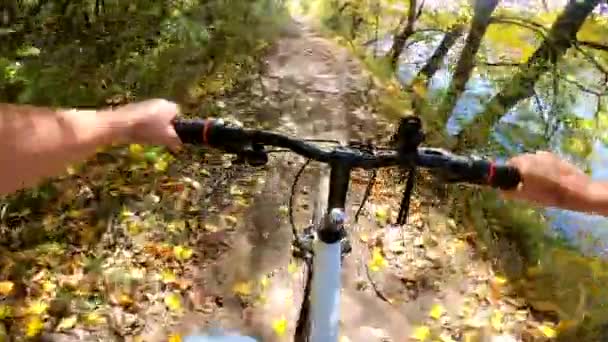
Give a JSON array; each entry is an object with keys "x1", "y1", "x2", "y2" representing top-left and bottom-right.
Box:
[{"x1": 173, "y1": 116, "x2": 520, "y2": 342}]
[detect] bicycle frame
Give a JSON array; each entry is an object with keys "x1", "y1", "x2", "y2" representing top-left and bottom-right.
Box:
[{"x1": 309, "y1": 162, "x2": 351, "y2": 342}]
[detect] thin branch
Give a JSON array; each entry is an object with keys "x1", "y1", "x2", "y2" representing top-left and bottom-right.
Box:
[
  {"x1": 559, "y1": 75, "x2": 608, "y2": 96},
  {"x1": 579, "y1": 40, "x2": 608, "y2": 52},
  {"x1": 480, "y1": 61, "x2": 522, "y2": 67},
  {"x1": 573, "y1": 42, "x2": 608, "y2": 76},
  {"x1": 415, "y1": 0, "x2": 426, "y2": 20},
  {"x1": 490, "y1": 15, "x2": 547, "y2": 37}
]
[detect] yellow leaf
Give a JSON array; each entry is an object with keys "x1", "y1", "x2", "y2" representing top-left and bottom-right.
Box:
[
  {"x1": 287, "y1": 261, "x2": 298, "y2": 274},
  {"x1": 232, "y1": 281, "x2": 252, "y2": 296},
  {"x1": 272, "y1": 317, "x2": 288, "y2": 337},
  {"x1": 556, "y1": 319, "x2": 578, "y2": 332},
  {"x1": 0, "y1": 305, "x2": 12, "y2": 320},
  {"x1": 129, "y1": 144, "x2": 144, "y2": 156},
  {"x1": 118, "y1": 294, "x2": 134, "y2": 307},
  {"x1": 223, "y1": 215, "x2": 238, "y2": 225},
  {"x1": 84, "y1": 312, "x2": 106, "y2": 326},
  {"x1": 42, "y1": 280, "x2": 56, "y2": 293},
  {"x1": 154, "y1": 159, "x2": 169, "y2": 172},
  {"x1": 411, "y1": 325, "x2": 431, "y2": 341},
  {"x1": 164, "y1": 292, "x2": 183, "y2": 312},
  {"x1": 359, "y1": 233, "x2": 369, "y2": 243},
  {"x1": 168, "y1": 333, "x2": 182, "y2": 342},
  {"x1": 260, "y1": 275, "x2": 269, "y2": 288},
  {"x1": 57, "y1": 315, "x2": 77, "y2": 331},
  {"x1": 429, "y1": 304, "x2": 445, "y2": 320},
  {"x1": 491, "y1": 310, "x2": 503, "y2": 331},
  {"x1": 25, "y1": 300, "x2": 48, "y2": 315},
  {"x1": 161, "y1": 269, "x2": 177, "y2": 284},
  {"x1": 368, "y1": 247, "x2": 388, "y2": 272},
  {"x1": 0, "y1": 282, "x2": 14, "y2": 296},
  {"x1": 538, "y1": 324, "x2": 557, "y2": 338},
  {"x1": 25, "y1": 316, "x2": 44, "y2": 337},
  {"x1": 278, "y1": 205, "x2": 289, "y2": 216},
  {"x1": 374, "y1": 207, "x2": 388, "y2": 224},
  {"x1": 173, "y1": 245, "x2": 193, "y2": 261}
]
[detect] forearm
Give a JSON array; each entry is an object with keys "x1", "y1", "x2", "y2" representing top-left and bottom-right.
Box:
[
  {"x1": 583, "y1": 182, "x2": 608, "y2": 216},
  {"x1": 0, "y1": 104, "x2": 130, "y2": 195}
]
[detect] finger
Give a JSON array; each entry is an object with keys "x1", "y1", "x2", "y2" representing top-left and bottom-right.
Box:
[{"x1": 164, "y1": 125, "x2": 183, "y2": 154}]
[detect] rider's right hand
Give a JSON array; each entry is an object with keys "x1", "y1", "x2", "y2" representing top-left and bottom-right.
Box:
[{"x1": 500, "y1": 151, "x2": 593, "y2": 210}]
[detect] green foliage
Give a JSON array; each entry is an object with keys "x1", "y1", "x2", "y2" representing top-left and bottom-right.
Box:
[{"x1": 0, "y1": 0, "x2": 286, "y2": 107}]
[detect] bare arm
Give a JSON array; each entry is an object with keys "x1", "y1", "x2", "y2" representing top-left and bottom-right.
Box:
[
  {"x1": 0, "y1": 99, "x2": 181, "y2": 196},
  {"x1": 503, "y1": 151, "x2": 608, "y2": 216}
]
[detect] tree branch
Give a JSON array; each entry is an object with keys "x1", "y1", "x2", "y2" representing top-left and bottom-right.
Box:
[{"x1": 455, "y1": 0, "x2": 602, "y2": 151}]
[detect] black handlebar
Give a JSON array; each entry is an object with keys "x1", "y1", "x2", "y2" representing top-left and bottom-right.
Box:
[{"x1": 173, "y1": 118, "x2": 521, "y2": 190}]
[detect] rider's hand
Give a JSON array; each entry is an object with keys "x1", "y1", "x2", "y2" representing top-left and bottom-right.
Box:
[
  {"x1": 501, "y1": 151, "x2": 591, "y2": 208},
  {"x1": 111, "y1": 99, "x2": 182, "y2": 151}
]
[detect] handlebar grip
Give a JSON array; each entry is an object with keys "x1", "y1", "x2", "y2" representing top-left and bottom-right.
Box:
[
  {"x1": 173, "y1": 119, "x2": 207, "y2": 144},
  {"x1": 173, "y1": 118, "x2": 250, "y2": 154},
  {"x1": 488, "y1": 164, "x2": 521, "y2": 190}
]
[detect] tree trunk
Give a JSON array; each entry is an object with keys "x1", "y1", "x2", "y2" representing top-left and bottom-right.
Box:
[
  {"x1": 437, "y1": 0, "x2": 499, "y2": 123},
  {"x1": 416, "y1": 24, "x2": 465, "y2": 82},
  {"x1": 455, "y1": 0, "x2": 601, "y2": 151},
  {"x1": 388, "y1": 0, "x2": 418, "y2": 70},
  {"x1": 410, "y1": 24, "x2": 465, "y2": 118}
]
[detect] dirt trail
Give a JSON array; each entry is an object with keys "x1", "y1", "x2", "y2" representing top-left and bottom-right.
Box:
[{"x1": 167, "y1": 14, "x2": 545, "y2": 342}]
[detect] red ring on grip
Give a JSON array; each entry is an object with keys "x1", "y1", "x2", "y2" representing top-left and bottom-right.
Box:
[
  {"x1": 202, "y1": 120, "x2": 211, "y2": 145},
  {"x1": 487, "y1": 162, "x2": 496, "y2": 184}
]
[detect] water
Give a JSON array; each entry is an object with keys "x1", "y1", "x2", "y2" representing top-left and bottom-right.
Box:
[{"x1": 371, "y1": 28, "x2": 608, "y2": 255}]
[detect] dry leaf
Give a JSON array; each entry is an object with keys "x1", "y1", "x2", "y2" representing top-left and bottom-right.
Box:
[
  {"x1": 165, "y1": 292, "x2": 183, "y2": 312},
  {"x1": 538, "y1": 324, "x2": 557, "y2": 338},
  {"x1": 232, "y1": 281, "x2": 252, "y2": 296},
  {"x1": 168, "y1": 333, "x2": 182, "y2": 342},
  {"x1": 368, "y1": 247, "x2": 388, "y2": 272},
  {"x1": 25, "y1": 300, "x2": 48, "y2": 315},
  {"x1": 272, "y1": 317, "x2": 288, "y2": 337},
  {"x1": 56, "y1": 315, "x2": 77, "y2": 331},
  {"x1": 491, "y1": 311, "x2": 503, "y2": 331},
  {"x1": 0, "y1": 282, "x2": 14, "y2": 296},
  {"x1": 173, "y1": 245, "x2": 193, "y2": 261},
  {"x1": 429, "y1": 304, "x2": 445, "y2": 320},
  {"x1": 25, "y1": 316, "x2": 44, "y2": 337},
  {"x1": 411, "y1": 325, "x2": 431, "y2": 341},
  {"x1": 84, "y1": 311, "x2": 106, "y2": 326}
]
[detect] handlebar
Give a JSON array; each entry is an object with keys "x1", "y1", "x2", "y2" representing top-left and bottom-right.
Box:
[{"x1": 172, "y1": 118, "x2": 521, "y2": 190}]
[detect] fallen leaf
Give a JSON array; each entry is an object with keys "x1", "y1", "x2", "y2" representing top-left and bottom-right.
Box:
[
  {"x1": 25, "y1": 300, "x2": 48, "y2": 315},
  {"x1": 272, "y1": 317, "x2": 288, "y2": 337},
  {"x1": 232, "y1": 281, "x2": 252, "y2": 296},
  {"x1": 168, "y1": 333, "x2": 182, "y2": 342},
  {"x1": 287, "y1": 261, "x2": 298, "y2": 274},
  {"x1": 160, "y1": 270, "x2": 177, "y2": 284},
  {"x1": 538, "y1": 324, "x2": 557, "y2": 338},
  {"x1": 0, "y1": 305, "x2": 12, "y2": 320},
  {"x1": 429, "y1": 304, "x2": 445, "y2": 320},
  {"x1": 165, "y1": 292, "x2": 183, "y2": 312},
  {"x1": 173, "y1": 245, "x2": 193, "y2": 261},
  {"x1": 84, "y1": 311, "x2": 106, "y2": 326},
  {"x1": 556, "y1": 319, "x2": 578, "y2": 332},
  {"x1": 368, "y1": 247, "x2": 388, "y2": 272},
  {"x1": 491, "y1": 310, "x2": 503, "y2": 331},
  {"x1": 0, "y1": 281, "x2": 14, "y2": 296},
  {"x1": 25, "y1": 316, "x2": 44, "y2": 337},
  {"x1": 411, "y1": 325, "x2": 431, "y2": 341},
  {"x1": 56, "y1": 315, "x2": 77, "y2": 331},
  {"x1": 129, "y1": 144, "x2": 144, "y2": 157}
]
